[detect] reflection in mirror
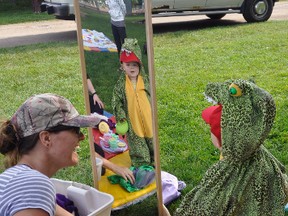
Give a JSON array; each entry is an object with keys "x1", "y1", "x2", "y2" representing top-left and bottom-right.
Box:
[
  {"x1": 75, "y1": 0, "x2": 163, "y2": 214},
  {"x1": 80, "y1": 0, "x2": 147, "y2": 114}
]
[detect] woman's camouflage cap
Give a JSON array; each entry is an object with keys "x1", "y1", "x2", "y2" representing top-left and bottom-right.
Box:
[{"x1": 10, "y1": 93, "x2": 106, "y2": 138}]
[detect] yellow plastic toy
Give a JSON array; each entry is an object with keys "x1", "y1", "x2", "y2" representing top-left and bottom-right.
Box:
[{"x1": 98, "y1": 121, "x2": 110, "y2": 134}]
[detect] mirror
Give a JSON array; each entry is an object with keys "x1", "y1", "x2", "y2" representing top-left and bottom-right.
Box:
[{"x1": 74, "y1": 0, "x2": 164, "y2": 214}]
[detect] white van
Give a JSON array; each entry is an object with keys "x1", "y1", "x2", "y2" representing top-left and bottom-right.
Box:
[
  {"x1": 41, "y1": 0, "x2": 75, "y2": 19},
  {"x1": 152, "y1": 0, "x2": 278, "y2": 22},
  {"x1": 41, "y1": 0, "x2": 278, "y2": 23}
]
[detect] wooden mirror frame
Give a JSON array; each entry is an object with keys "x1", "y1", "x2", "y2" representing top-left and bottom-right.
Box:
[{"x1": 74, "y1": 0, "x2": 166, "y2": 215}]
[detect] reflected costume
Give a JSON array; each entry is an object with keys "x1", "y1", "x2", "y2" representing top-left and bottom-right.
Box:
[
  {"x1": 112, "y1": 38, "x2": 154, "y2": 167},
  {"x1": 175, "y1": 80, "x2": 288, "y2": 216}
]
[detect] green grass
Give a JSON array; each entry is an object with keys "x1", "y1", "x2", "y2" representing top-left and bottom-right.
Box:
[
  {"x1": 0, "y1": 8, "x2": 54, "y2": 25},
  {"x1": 0, "y1": 42, "x2": 93, "y2": 183},
  {"x1": 0, "y1": 15, "x2": 288, "y2": 216}
]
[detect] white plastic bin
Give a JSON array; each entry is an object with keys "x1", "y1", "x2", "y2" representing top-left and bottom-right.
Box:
[
  {"x1": 96, "y1": 157, "x2": 103, "y2": 181},
  {"x1": 51, "y1": 178, "x2": 114, "y2": 216}
]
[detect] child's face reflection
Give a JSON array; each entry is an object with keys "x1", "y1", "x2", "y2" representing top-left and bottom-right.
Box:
[{"x1": 122, "y1": 62, "x2": 140, "y2": 81}]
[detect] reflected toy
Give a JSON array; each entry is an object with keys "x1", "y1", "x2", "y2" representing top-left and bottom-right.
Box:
[
  {"x1": 115, "y1": 120, "x2": 129, "y2": 136},
  {"x1": 100, "y1": 131, "x2": 128, "y2": 153}
]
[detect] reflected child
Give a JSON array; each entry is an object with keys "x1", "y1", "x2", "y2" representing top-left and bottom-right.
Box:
[{"x1": 112, "y1": 38, "x2": 154, "y2": 167}]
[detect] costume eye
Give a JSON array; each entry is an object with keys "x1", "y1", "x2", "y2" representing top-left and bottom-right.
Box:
[{"x1": 229, "y1": 83, "x2": 242, "y2": 97}]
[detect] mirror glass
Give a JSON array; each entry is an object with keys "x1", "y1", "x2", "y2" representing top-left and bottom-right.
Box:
[{"x1": 75, "y1": 0, "x2": 162, "y2": 214}]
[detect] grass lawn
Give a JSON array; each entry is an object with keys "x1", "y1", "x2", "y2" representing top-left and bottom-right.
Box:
[
  {"x1": 0, "y1": 12, "x2": 288, "y2": 216},
  {"x1": 0, "y1": 8, "x2": 54, "y2": 25}
]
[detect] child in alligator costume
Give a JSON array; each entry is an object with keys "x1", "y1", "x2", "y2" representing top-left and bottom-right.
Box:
[
  {"x1": 111, "y1": 38, "x2": 154, "y2": 167},
  {"x1": 175, "y1": 79, "x2": 288, "y2": 216}
]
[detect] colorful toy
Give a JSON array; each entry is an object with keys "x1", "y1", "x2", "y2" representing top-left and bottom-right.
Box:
[
  {"x1": 115, "y1": 120, "x2": 129, "y2": 135},
  {"x1": 98, "y1": 119, "x2": 116, "y2": 134},
  {"x1": 98, "y1": 121, "x2": 110, "y2": 134},
  {"x1": 100, "y1": 131, "x2": 127, "y2": 153}
]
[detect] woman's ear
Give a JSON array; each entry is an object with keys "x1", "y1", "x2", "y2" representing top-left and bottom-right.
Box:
[{"x1": 39, "y1": 131, "x2": 51, "y2": 148}]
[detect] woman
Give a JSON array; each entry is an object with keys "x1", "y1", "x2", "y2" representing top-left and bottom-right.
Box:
[{"x1": 0, "y1": 93, "x2": 107, "y2": 216}]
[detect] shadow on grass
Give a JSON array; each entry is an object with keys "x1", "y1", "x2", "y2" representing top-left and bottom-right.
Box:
[
  {"x1": 111, "y1": 194, "x2": 158, "y2": 216},
  {"x1": 153, "y1": 18, "x2": 246, "y2": 34}
]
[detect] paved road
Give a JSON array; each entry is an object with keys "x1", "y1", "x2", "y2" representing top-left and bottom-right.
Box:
[
  {"x1": 0, "y1": 19, "x2": 77, "y2": 48},
  {"x1": 0, "y1": 1, "x2": 287, "y2": 48}
]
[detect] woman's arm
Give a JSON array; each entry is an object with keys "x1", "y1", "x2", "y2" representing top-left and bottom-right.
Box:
[
  {"x1": 14, "y1": 209, "x2": 50, "y2": 216},
  {"x1": 87, "y1": 78, "x2": 105, "y2": 109},
  {"x1": 55, "y1": 204, "x2": 74, "y2": 216},
  {"x1": 14, "y1": 204, "x2": 74, "y2": 216}
]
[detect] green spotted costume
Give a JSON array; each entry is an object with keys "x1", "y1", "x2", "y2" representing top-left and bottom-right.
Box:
[
  {"x1": 175, "y1": 79, "x2": 288, "y2": 216},
  {"x1": 111, "y1": 38, "x2": 154, "y2": 167}
]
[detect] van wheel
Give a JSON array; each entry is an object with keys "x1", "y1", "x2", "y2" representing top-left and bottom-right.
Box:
[
  {"x1": 243, "y1": 0, "x2": 273, "y2": 22},
  {"x1": 206, "y1": 14, "x2": 226, "y2": 20}
]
